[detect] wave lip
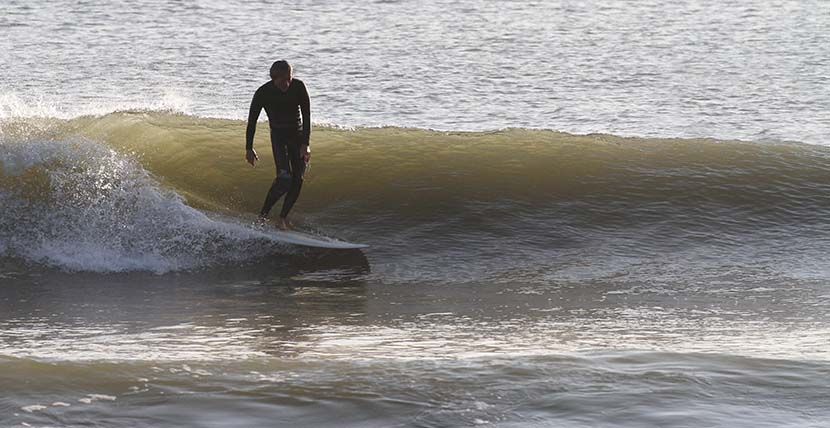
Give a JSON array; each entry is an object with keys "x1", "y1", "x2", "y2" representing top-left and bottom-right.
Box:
[{"x1": 0, "y1": 92, "x2": 192, "y2": 121}]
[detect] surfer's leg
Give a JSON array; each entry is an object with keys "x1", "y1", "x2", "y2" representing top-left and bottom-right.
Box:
[
  {"x1": 260, "y1": 173, "x2": 293, "y2": 217},
  {"x1": 259, "y1": 134, "x2": 292, "y2": 218},
  {"x1": 279, "y1": 136, "x2": 306, "y2": 220},
  {"x1": 279, "y1": 177, "x2": 303, "y2": 220},
  {"x1": 259, "y1": 180, "x2": 279, "y2": 218}
]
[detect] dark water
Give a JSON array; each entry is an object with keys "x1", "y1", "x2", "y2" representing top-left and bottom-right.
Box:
[
  {"x1": 1, "y1": 265, "x2": 830, "y2": 427},
  {"x1": 2, "y1": 113, "x2": 830, "y2": 426}
]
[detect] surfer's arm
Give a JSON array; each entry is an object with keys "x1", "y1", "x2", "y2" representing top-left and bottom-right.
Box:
[
  {"x1": 246, "y1": 91, "x2": 263, "y2": 151},
  {"x1": 299, "y1": 81, "x2": 311, "y2": 145}
]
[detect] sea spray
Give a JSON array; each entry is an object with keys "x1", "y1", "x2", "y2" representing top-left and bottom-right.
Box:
[{"x1": 0, "y1": 136, "x2": 291, "y2": 272}]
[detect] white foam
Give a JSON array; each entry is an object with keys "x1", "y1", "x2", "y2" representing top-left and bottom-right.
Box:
[
  {"x1": 0, "y1": 91, "x2": 192, "y2": 120},
  {"x1": 78, "y1": 394, "x2": 116, "y2": 404},
  {"x1": 0, "y1": 137, "x2": 291, "y2": 273}
]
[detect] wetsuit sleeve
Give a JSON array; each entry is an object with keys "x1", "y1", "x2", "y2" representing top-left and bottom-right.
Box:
[
  {"x1": 299, "y1": 81, "x2": 311, "y2": 145},
  {"x1": 246, "y1": 90, "x2": 262, "y2": 151}
]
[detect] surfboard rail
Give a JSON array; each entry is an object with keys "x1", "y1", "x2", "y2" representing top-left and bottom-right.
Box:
[{"x1": 265, "y1": 229, "x2": 368, "y2": 249}]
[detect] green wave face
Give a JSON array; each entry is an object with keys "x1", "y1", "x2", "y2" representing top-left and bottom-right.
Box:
[{"x1": 8, "y1": 111, "x2": 828, "y2": 216}]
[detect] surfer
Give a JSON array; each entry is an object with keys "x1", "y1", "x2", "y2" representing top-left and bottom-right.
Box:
[{"x1": 245, "y1": 60, "x2": 311, "y2": 230}]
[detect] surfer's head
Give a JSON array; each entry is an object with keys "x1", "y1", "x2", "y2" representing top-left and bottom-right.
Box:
[{"x1": 270, "y1": 60, "x2": 293, "y2": 91}]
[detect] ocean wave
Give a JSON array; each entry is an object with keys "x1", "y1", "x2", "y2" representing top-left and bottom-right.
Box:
[{"x1": 2, "y1": 111, "x2": 830, "y2": 272}]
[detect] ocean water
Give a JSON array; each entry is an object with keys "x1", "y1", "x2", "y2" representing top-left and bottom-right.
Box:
[{"x1": 2, "y1": 1, "x2": 830, "y2": 427}]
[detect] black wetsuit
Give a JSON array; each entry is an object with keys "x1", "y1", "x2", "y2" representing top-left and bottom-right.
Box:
[{"x1": 246, "y1": 78, "x2": 311, "y2": 219}]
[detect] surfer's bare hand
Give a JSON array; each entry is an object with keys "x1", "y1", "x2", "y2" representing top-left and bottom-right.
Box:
[
  {"x1": 246, "y1": 149, "x2": 258, "y2": 167},
  {"x1": 300, "y1": 144, "x2": 310, "y2": 163}
]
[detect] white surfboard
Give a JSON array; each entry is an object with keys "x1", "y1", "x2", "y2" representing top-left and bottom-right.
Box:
[{"x1": 265, "y1": 229, "x2": 368, "y2": 249}]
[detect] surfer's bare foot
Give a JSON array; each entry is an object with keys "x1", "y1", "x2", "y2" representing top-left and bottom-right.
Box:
[{"x1": 276, "y1": 217, "x2": 292, "y2": 230}]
